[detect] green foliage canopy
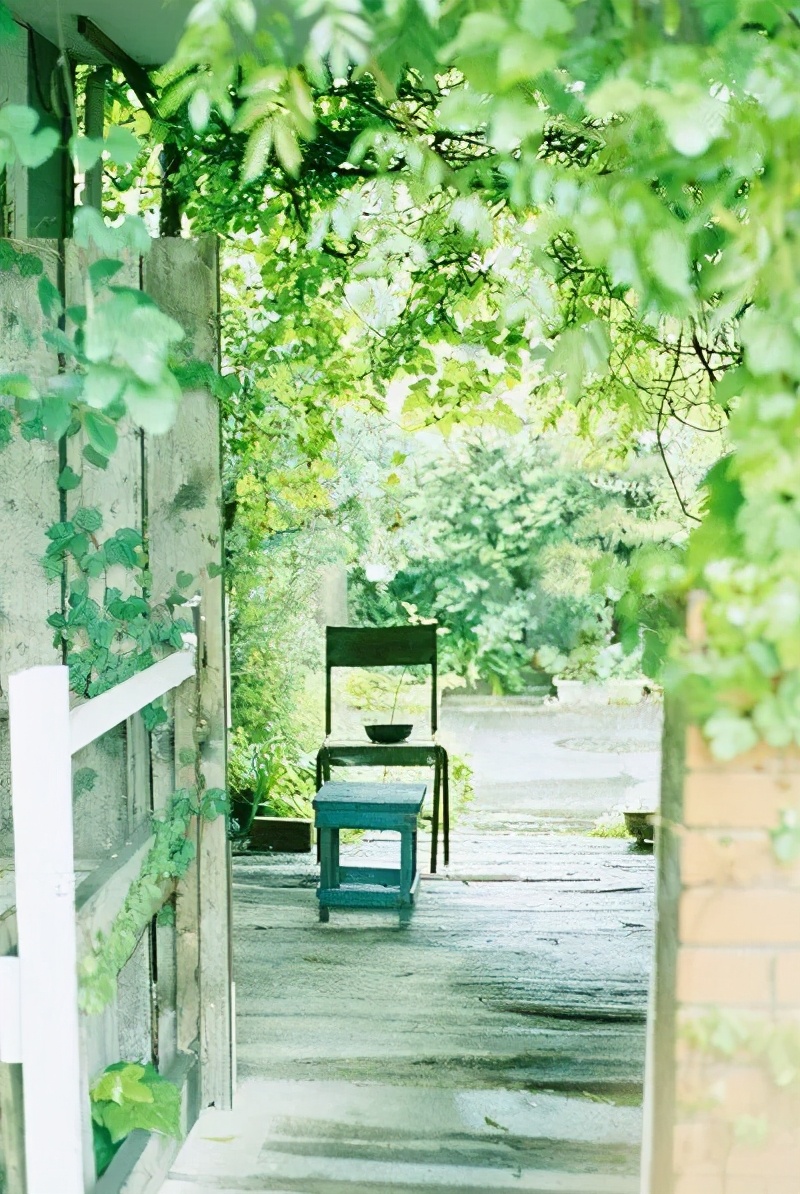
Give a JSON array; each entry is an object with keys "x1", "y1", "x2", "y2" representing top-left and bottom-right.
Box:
[{"x1": 163, "y1": 0, "x2": 800, "y2": 757}]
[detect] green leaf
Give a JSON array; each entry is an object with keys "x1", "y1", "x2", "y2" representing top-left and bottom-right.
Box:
[
  {"x1": 58, "y1": 465, "x2": 82, "y2": 491},
  {"x1": 70, "y1": 134, "x2": 104, "y2": 173},
  {"x1": 123, "y1": 370, "x2": 182, "y2": 433},
  {"x1": 104, "y1": 125, "x2": 141, "y2": 165},
  {"x1": 770, "y1": 810, "x2": 800, "y2": 865},
  {"x1": 0, "y1": 2, "x2": 18, "y2": 40},
  {"x1": 1, "y1": 373, "x2": 37, "y2": 400},
  {"x1": 0, "y1": 105, "x2": 59, "y2": 169},
  {"x1": 704, "y1": 710, "x2": 759, "y2": 761},
  {"x1": 176, "y1": 571, "x2": 194, "y2": 590},
  {"x1": 82, "y1": 363, "x2": 128, "y2": 410},
  {"x1": 88, "y1": 259, "x2": 126, "y2": 293},
  {"x1": 517, "y1": 0, "x2": 574, "y2": 38},
  {"x1": 83, "y1": 444, "x2": 110, "y2": 470},
  {"x1": 188, "y1": 88, "x2": 212, "y2": 133},
  {"x1": 73, "y1": 767, "x2": 98, "y2": 798},
  {"x1": 73, "y1": 207, "x2": 151, "y2": 257},
  {"x1": 740, "y1": 308, "x2": 800, "y2": 378},
  {"x1": 142, "y1": 701, "x2": 168, "y2": 732},
  {"x1": 38, "y1": 274, "x2": 63, "y2": 321},
  {"x1": 207, "y1": 561, "x2": 224, "y2": 578},
  {"x1": 92, "y1": 1121, "x2": 122, "y2": 1178},
  {"x1": 199, "y1": 788, "x2": 229, "y2": 821},
  {"x1": 41, "y1": 397, "x2": 73, "y2": 441},
  {"x1": 84, "y1": 410, "x2": 119, "y2": 457},
  {"x1": 74, "y1": 506, "x2": 103, "y2": 533}
]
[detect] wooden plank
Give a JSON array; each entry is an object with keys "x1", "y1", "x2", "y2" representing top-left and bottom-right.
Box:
[
  {"x1": 64, "y1": 244, "x2": 144, "y2": 861},
  {"x1": 127, "y1": 711, "x2": 152, "y2": 835},
  {"x1": 641, "y1": 696, "x2": 684, "y2": 1194},
  {"x1": 0, "y1": 240, "x2": 61, "y2": 710},
  {"x1": 174, "y1": 678, "x2": 201, "y2": 1058},
  {"x1": 75, "y1": 825, "x2": 156, "y2": 953},
  {"x1": 0, "y1": 957, "x2": 21, "y2": 1063},
  {"x1": 0, "y1": 236, "x2": 61, "y2": 1192},
  {"x1": 8, "y1": 665, "x2": 91, "y2": 1192},
  {"x1": 144, "y1": 237, "x2": 232, "y2": 1109},
  {"x1": 69, "y1": 649, "x2": 195, "y2": 754},
  {"x1": 0, "y1": 22, "x2": 29, "y2": 238}
]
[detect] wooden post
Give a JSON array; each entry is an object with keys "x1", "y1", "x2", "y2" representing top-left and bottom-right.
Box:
[
  {"x1": 8, "y1": 666, "x2": 92, "y2": 1193},
  {"x1": 0, "y1": 21, "x2": 29, "y2": 238},
  {"x1": 83, "y1": 67, "x2": 111, "y2": 210},
  {"x1": 145, "y1": 237, "x2": 233, "y2": 1109}
]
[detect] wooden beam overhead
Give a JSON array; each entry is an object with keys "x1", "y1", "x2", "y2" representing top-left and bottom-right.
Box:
[{"x1": 76, "y1": 16, "x2": 158, "y2": 114}]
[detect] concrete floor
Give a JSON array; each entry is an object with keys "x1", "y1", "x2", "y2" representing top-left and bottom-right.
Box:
[{"x1": 162, "y1": 699, "x2": 661, "y2": 1194}]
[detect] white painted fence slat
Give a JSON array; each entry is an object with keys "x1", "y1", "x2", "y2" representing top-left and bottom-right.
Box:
[
  {"x1": 8, "y1": 665, "x2": 87, "y2": 1194},
  {"x1": 69, "y1": 647, "x2": 195, "y2": 755}
]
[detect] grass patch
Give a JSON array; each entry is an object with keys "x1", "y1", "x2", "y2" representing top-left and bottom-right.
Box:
[{"x1": 589, "y1": 817, "x2": 629, "y2": 839}]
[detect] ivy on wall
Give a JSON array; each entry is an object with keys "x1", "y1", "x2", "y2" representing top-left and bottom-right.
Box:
[
  {"x1": 80, "y1": 785, "x2": 227, "y2": 1014},
  {"x1": 0, "y1": 29, "x2": 230, "y2": 1141}
]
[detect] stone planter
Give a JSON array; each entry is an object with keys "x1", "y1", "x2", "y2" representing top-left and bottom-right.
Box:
[
  {"x1": 623, "y1": 810, "x2": 655, "y2": 846},
  {"x1": 554, "y1": 679, "x2": 609, "y2": 706},
  {"x1": 606, "y1": 679, "x2": 646, "y2": 705},
  {"x1": 554, "y1": 678, "x2": 645, "y2": 706}
]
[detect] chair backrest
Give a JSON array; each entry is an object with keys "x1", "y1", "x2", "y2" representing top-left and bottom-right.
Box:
[{"x1": 325, "y1": 624, "x2": 438, "y2": 736}]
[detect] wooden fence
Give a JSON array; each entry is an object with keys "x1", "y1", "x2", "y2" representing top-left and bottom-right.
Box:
[{"x1": 0, "y1": 237, "x2": 232, "y2": 1193}]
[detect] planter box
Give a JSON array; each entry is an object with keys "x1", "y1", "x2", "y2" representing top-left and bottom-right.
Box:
[
  {"x1": 623, "y1": 811, "x2": 655, "y2": 846},
  {"x1": 554, "y1": 678, "x2": 645, "y2": 706},
  {"x1": 248, "y1": 817, "x2": 314, "y2": 853},
  {"x1": 554, "y1": 679, "x2": 609, "y2": 706},
  {"x1": 607, "y1": 679, "x2": 646, "y2": 705}
]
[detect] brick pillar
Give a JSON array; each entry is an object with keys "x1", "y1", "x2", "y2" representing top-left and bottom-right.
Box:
[{"x1": 644, "y1": 709, "x2": 800, "y2": 1192}]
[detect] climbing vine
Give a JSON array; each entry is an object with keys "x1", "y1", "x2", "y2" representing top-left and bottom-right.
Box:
[{"x1": 80, "y1": 785, "x2": 227, "y2": 1015}]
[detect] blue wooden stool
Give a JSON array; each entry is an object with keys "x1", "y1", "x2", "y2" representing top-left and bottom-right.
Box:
[{"x1": 313, "y1": 781, "x2": 426, "y2": 926}]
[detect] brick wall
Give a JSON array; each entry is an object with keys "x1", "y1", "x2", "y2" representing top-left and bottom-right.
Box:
[{"x1": 645, "y1": 719, "x2": 800, "y2": 1193}]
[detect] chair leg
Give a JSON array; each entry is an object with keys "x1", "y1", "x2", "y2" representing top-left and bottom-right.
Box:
[
  {"x1": 442, "y1": 747, "x2": 450, "y2": 867},
  {"x1": 430, "y1": 750, "x2": 441, "y2": 875}
]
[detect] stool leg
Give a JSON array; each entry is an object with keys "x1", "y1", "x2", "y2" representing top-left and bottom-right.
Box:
[
  {"x1": 331, "y1": 828, "x2": 340, "y2": 887},
  {"x1": 319, "y1": 827, "x2": 334, "y2": 922},
  {"x1": 430, "y1": 750, "x2": 441, "y2": 875},
  {"x1": 400, "y1": 829, "x2": 413, "y2": 927},
  {"x1": 400, "y1": 829, "x2": 413, "y2": 902}
]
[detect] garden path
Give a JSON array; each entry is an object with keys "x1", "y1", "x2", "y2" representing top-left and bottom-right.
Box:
[{"x1": 161, "y1": 698, "x2": 661, "y2": 1194}]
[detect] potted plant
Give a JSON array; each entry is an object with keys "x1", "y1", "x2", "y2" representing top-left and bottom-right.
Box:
[
  {"x1": 229, "y1": 730, "x2": 316, "y2": 852},
  {"x1": 536, "y1": 638, "x2": 646, "y2": 706}
]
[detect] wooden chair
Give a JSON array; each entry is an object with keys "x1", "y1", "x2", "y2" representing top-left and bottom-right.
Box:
[{"x1": 316, "y1": 624, "x2": 450, "y2": 873}]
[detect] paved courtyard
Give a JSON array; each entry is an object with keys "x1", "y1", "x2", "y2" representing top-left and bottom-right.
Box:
[{"x1": 162, "y1": 698, "x2": 661, "y2": 1193}]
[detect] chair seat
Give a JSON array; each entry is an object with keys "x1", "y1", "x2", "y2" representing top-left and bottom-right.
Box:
[{"x1": 318, "y1": 741, "x2": 440, "y2": 767}]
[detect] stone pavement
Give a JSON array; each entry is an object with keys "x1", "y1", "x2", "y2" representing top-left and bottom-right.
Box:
[{"x1": 161, "y1": 699, "x2": 661, "y2": 1194}]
